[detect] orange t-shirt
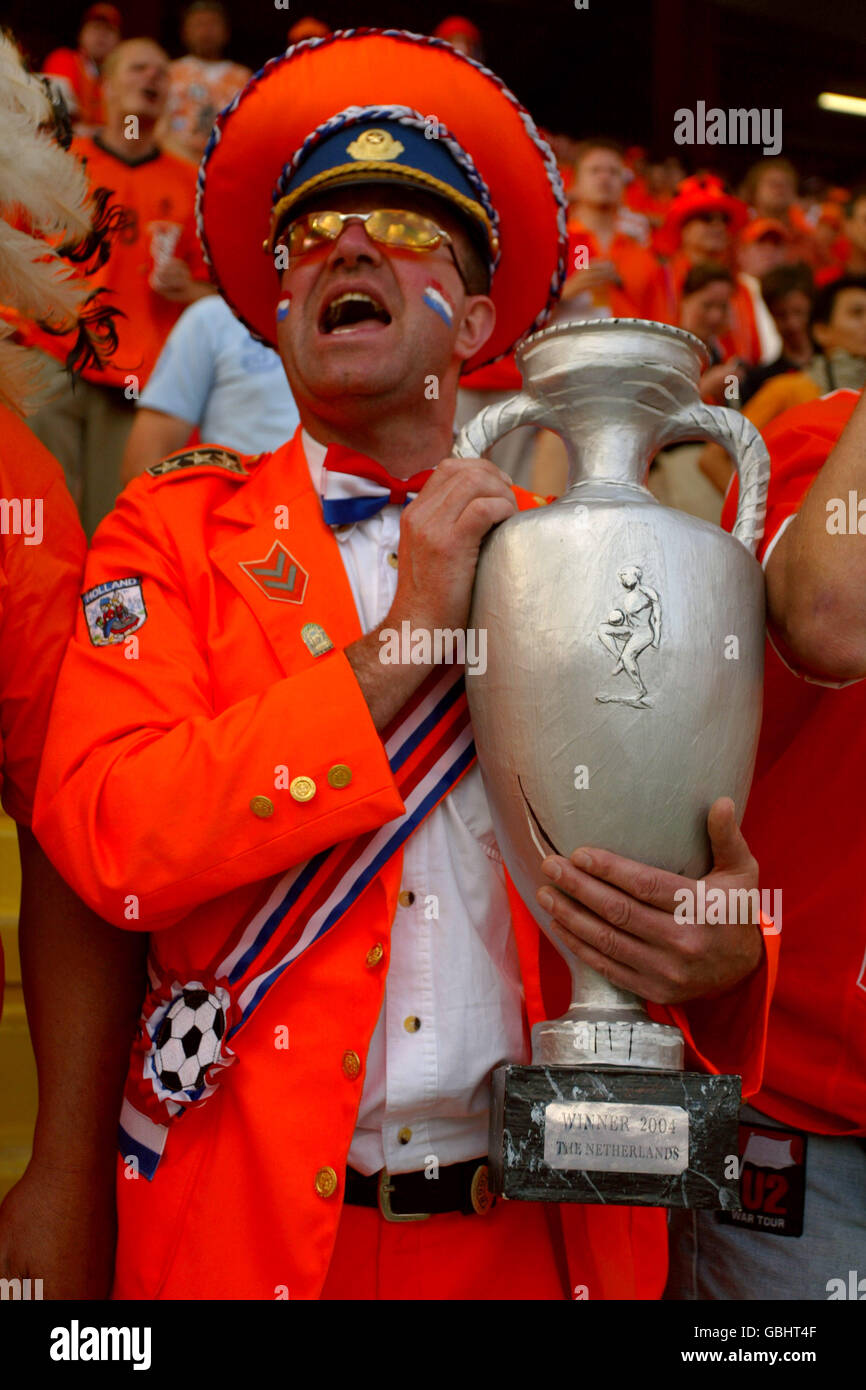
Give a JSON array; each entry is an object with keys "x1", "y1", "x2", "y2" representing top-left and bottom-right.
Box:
[
  {"x1": 721, "y1": 388, "x2": 865, "y2": 1134},
  {"x1": 43, "y1": 48, "x2": 104, "y2": 127},
  {"x1": 566, "y1": 221, "x2": 673, "y2": 324},
  {"x1": 0, "y1": 407, "x2": 86, "y2": 1008},
  {"x1": 21, "y1": 135, "x2": 209, "y2": 390}
]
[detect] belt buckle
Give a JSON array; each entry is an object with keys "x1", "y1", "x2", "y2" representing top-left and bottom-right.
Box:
[{"x1": 377, "y1": 1168, "x2": 431, "y2": 1223}]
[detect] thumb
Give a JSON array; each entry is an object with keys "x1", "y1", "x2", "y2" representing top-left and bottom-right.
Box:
[{"x1": 707, "y1": 796, "x2": 755, "y2": 877}]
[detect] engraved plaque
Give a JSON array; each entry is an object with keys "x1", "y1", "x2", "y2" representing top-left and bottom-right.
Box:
[{"x1": 543, "y1": 1100, "x2": 689, "y2": 1174}]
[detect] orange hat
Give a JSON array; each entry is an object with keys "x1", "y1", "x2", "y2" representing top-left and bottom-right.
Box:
[
  {"x1": 662, "y1": 174, "x2": 749, "y2": 249},
  {"x1": 739, "y1": 216, "x2": 791, "y2": 245},
  {"x1": 433, "y1": 16, "x2": 482, "y2": 44},
  {"x1": 82, "y1": 3, "x2": 122, "y2": 28},
  {"x1": 287, "y1": 17, "x2": 331, "y2": 43},
  {"x1": 196, "y1": 29, "x2": 567, "y2": 372}
]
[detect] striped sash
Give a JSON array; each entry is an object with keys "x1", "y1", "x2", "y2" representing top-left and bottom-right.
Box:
[{"x1": 119, "y1": 664, "x2": 475, "y2": 1180}]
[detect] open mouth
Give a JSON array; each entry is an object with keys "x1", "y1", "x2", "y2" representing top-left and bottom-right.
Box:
[{"x1": 320, "y1": 291, "x2": 392, "y2": 335}]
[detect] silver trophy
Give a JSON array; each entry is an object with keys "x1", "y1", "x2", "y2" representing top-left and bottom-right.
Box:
[{"x1": 454, "y1": 319, "x2": 769, "y2": 1207}]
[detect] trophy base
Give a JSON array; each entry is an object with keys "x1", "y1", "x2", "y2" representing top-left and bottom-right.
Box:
[
  {"x1": 532, "y1": 1009, "x2": 685, "y2": 1070},
  {"x1": 489, "y1": 1063, "x2": 741, "y2": 1209}
]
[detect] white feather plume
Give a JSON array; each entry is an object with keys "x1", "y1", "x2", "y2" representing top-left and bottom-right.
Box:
[{"x1": 0, "y1": 31, "x2": 103, "y2": 413}]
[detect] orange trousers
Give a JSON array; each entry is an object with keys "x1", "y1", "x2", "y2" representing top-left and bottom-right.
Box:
[{"x1": 321, "y1": 1198, "x2": 570, "y2": 1301}]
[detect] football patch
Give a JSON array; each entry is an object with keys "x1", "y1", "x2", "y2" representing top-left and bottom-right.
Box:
[{"x1": 82, "y1": 577, "x2": 147, "y2": 646}]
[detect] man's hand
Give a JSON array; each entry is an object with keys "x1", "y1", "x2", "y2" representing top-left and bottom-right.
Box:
[
  {"x1": 391, "y1": 457, "x2": 517, "y2": 633},
  {"x1": 561, "y1": 261, "x2": 621, "y2": 301},
  {"x1": 0, "y1": 1158, "x2": 116, "y2": 1299},
  {"x1": 149, "y1": 258, "x2": 215, "y2": 304},
  {"x1": 536, "y1": 797, "x2": 763, "y2": 1005},
  {"x1": 345, "y1": 457, "x2": 516, "y2": 729}
]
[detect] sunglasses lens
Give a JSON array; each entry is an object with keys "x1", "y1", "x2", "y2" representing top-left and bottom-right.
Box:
[{"x1": 368, "y1": 210, "x2": 442, "y2": 249}]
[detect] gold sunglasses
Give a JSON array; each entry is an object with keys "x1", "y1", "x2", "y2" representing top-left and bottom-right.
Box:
[{"x1": 276, "y1": 208, "x2": 458, "y2": 259}]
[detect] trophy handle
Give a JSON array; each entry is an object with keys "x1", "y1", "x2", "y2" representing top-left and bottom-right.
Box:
[
  {"x1": 657, "y1": 402, "x2": 770, "y2": 555},
  {"x1": 453, "y1": 391, "x2": 548, "y2": 460}
]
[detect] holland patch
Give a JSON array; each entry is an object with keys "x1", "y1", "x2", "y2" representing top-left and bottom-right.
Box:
[
  {"x1": 82, "y1": 577, "x2": 147, "y2": 646},
  {"x1": 422, "y1": 280, "x2": 455, "y2": 326}
]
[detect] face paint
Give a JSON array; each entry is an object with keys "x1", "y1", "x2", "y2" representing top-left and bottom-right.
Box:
[
  {"x1": 422, "y1": 279, "x2": 455, "y2": 327},
  {"x1": 276, "y1": 295, "x2": 292, "y2": 321}
]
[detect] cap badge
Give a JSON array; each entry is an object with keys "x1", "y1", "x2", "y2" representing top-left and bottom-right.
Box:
[{"x1": 346, "y1": 128, "x2": 405, "y2": 162}]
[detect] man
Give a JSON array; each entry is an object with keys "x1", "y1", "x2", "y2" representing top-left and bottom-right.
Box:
[
  {"x1": 163, "y1": 1, "x2": 251, "y2": 164},
  {"x1": 668, "y1": 385, "x2": 866, "y2": 1300},
  {"x1": 42, "y1": 3, "x2": 121, "y2": 134},
  {"x1": 735, "y1": 219, "x2": 790, "y2": 363},
  {"x1": 817, "y1": 185, "x2": 866, "y2": 286},
  {"x1": 120, "y1": 296, "x2": 300, "y2": 483},
  {"x1": 740, "y1": 157, "x2": 816, "y2": 265},
  {"x1": 558, "y1": 139, "x2": 671, "y2": 323},
  {"x1": 34, "y1": 30, "x2": 774, "y2": 1302},
  {"x1": 24, "y1": 38, "x2": 214, "y2": 537}
]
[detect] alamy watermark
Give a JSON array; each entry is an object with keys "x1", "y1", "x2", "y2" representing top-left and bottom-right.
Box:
[
  {"x1": 0, "y1": 498, "x2": 42, "y2": 545},
  {"x1": 673, "y1": 101, "x2": 782, "y2": 156},
  {"x1": 379, "y1": 621, "x2": 487, "y2": 675},
  {"x1": 673, "y1": 882, "x2": 781, "y2": 934}
]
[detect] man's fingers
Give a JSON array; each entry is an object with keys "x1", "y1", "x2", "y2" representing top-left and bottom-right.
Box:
[
  {"x1": 542, "y1": 847, "x2": 686, "y2": 917},
  {"x1": 707, "y1": 796, "x2": 756, "y2": 877}
]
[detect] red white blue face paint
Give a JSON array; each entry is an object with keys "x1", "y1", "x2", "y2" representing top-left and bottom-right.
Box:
[
  {"x1": 422, "y1": 279, "x2": 455, "y2": 327},
  {"x1": 276, "y1": 295, "x2": 292, "y2": 322}
]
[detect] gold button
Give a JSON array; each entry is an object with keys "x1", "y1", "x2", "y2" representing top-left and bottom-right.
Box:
[
  {"x1": 403, "y1": 1015, "x2": 421, "y2": 1033},
  {"x1": 314, "y1": 1165, "x2": 338, "y2": 1198},
  {"x1": 250, "y1": 795, "x2": 274, "y2": 818},
  {"x1": 365, "y1": 943, "x2": 384, "y2": 968},
  {"x1": 398, "y1": 889, "x2": 415, "y2": 908},
  {"x1": 397, "y1": 1126, "x2": 412, "y2": 1145},
  {"x1": 342, "y1": 1050, "x2": 361, "y2": 1080},
  {"x1": 387, "y1": 551, "x2": 398, "y2": 568},
  {"x1": 533, "y1": 493, "x2": 547, "y2": 507},
  {"x1": 290, "y1": 775, "x2": 316, "y2": 802},
  {"x1": 327, "y1": 763, "x2": 352, "y2": 789}
]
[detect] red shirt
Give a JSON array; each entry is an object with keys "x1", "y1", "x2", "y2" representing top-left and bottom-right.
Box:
[
  {"x1": 21, "y1": 136, "x2": 209, "y2": 390},
  {"x1": 721, "y1": 388, "x2": 865, "y2": 1134}
]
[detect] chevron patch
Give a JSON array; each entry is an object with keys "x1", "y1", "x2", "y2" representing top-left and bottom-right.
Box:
[{"x1": 238, "y1": 541, "x2": 308, "y2": 604}]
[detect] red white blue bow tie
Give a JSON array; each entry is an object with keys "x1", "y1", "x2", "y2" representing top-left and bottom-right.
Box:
[{"x1": 320, "y1": 444, "x2": 433, "y2": 526}]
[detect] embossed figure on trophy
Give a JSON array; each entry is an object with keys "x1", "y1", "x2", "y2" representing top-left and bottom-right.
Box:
[{"x1": 596, "y1": 565, "x2": 661, "y2": 708}]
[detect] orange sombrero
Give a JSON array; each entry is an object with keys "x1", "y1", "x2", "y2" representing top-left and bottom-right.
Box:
[{"x1": 196, "y1": 28, "x2": 567, "y2": 372}]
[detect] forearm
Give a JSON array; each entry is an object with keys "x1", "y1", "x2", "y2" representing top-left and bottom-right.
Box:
[
  {"x1": 17, "y1": 827, "x2": 147, "y2": 1176},
  {"x1": 345, "y1": 622, "x2": 432, "y2": 730},
  {"x1": 766, "y1": 392, "x2": 866, "y2": 680}
]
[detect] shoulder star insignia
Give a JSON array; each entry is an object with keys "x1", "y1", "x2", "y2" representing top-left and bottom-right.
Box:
[{"x1": 146, "y1": 447, "x2": 252, "y2": 479}]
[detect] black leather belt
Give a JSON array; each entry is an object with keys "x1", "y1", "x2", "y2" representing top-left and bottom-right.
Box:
[{"x1": 344, "y1": 1160, "x2": 495, "y2": 1221}]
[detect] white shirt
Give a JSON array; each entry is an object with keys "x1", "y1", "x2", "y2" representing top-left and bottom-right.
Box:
[{"x1": 302, "y1": 432, "x2": 529, "y2": 1175}]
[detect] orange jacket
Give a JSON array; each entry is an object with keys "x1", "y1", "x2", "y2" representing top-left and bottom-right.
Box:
[{"x1": 34, "y1": 430, "x2": 776, "y2": 1299}]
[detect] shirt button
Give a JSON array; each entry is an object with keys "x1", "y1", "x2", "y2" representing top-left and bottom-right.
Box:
[
  {"x1": 290, "y1": 775, "x2": 316, "y2": 802},
  {"x1": 314, "y1": 1166, "x2": 338, "y2": 1199},
  {"x1": 397, "y1": 1127, "x2": 412, "y2": 1145},
  {"x1": 403, "y1": 1015, "x2": 421, "y2": 1033},
  {"x1": 365, "y1": 943, "x2": 384, "y2": 968},
  {"x1": 327, "y1": 763, "x2": 352, "y2": 789},
  {"x1": 387, "y1": 551, "x2": 399, "y2": 568},
  {"x1": 250, "y1": 795, "x2": 274, "y2": 818},
  {"x1": 398, "y1": 889, "x2": 415, "y2": 907},
  {"x1": 342, "y1": 1050, "x2": 361, "y2": 1080}
]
